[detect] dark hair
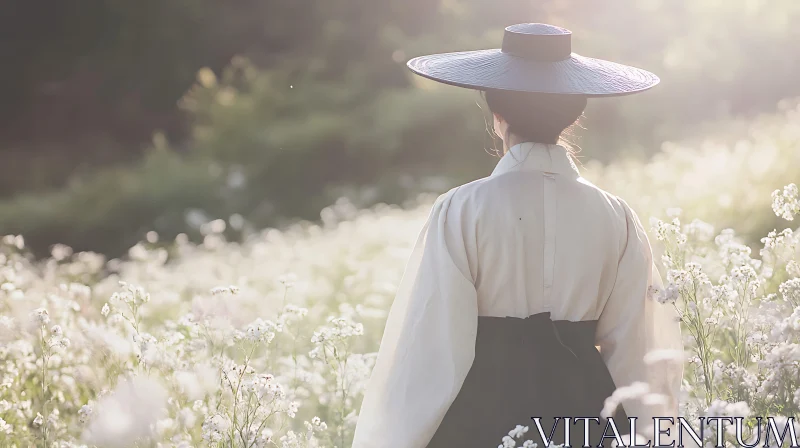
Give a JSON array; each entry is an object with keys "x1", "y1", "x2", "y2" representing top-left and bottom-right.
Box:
[{"x1": 482, "y1": 89, "x2": 588, "y2": 156}]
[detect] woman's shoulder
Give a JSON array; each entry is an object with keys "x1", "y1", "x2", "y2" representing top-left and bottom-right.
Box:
[
  {"x1": 578, "y1": 181, "x2": 648, "y2": 236},
  {"x1": 433, "y1": 176, "x2": 490, "y2": 202},
  {"x1": 424, "y1": 177, "x2": 495, "y2": 223},
  {"x1": 574, "y1": 176, "x2": 632, "y2": 212}
]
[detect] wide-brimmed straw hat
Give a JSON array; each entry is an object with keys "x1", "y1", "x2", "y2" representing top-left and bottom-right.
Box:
[{"x1": 407, "y1": 23, "x2": 659, "y2": 97}]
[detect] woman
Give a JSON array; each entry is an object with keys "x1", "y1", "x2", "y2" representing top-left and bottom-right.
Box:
[{"x1": 352, "y1": 23, "x2": 684, "y2": 448}]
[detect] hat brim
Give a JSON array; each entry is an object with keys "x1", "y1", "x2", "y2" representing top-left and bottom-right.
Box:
[{"x1": 407, "y1": 49, "x2": 659, "y2": 97}]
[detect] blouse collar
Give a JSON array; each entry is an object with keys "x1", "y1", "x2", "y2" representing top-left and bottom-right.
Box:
[{"x1": 490, "y1": 142, "x2": 580, "y2": 178}]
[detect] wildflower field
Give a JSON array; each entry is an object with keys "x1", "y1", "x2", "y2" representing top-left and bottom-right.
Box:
[{"x1": 2, "y1": 101, "x2": 800, "y2": 448}]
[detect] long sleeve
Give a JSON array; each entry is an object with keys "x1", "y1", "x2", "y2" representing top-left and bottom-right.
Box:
[
  {"x1": 352, "y1": 188, "x2": 479, "y2": 448},
  {"x1": 595, "y1": 199, "x2": 684, "y2": 433}
]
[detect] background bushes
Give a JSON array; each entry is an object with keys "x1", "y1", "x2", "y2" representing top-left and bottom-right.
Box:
[{"x1": 2, "y1": 0, "x2": 800, "y2": 256}]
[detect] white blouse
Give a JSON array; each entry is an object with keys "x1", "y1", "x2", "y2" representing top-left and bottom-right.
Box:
[{"x1": 352, "y1": 142, "x2": 683, "y2": 448}]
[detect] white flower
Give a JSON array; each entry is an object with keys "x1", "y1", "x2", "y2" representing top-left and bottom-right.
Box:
[
  {"x1": 761, "y1": 228, "x2": 794, "y2": 251},
  {"x1": 32, "y1": 308, "x2": 50, "y2": 326},
  {"x1": 81, "y1": 376, "x2": 168, "y2": 446},
  {"x1": 101, "y1": 303, "x2": 110, "y2": 317},
  {"x1": 308, "y1": 416, "x2": 326, "y2": 431},
  {"x1": 210, "y1": 285, "x2": 239, "y2": 295},
  {"x1": 667, "y1": 269, "x2": 690, "y2": 289},
  {"x1": 33, "y1": 412, "x2": 44, "y2": 427},
  {"x1": 78, "y1": 404, "x2": 93, "y2": 424},
  {"x1": 508, "y1": 425, "x2": 529, "y2": 439},
  {"x1": 155, "y1": 418, "x2": 175, "y2": 437},
  {"x1": 703, "y1": 399, "x2": 751, "y2": 418},
  {"x1": 202, "y1": 414, "x2": 231, "y2": 443},
  {"x1": 652, "y1": 217, "x2": 685, "y2": 243},
  {"x1": 286, "y1": 401, "x2": 298, "y2": 418},
  {"x1": 601, "y1": 382, "x2": 650, "y2": 419},
  {"x1": 788, "y1": 260, "x2": 800, "y2": 278},
  {"x1": 731, "y1": 264, "x2": 758, "y2": 284},
  {"x1": 240, "y1": 318, "x2": 277, "y2": 343},
  {"x1": 278, "y1": 273, "x2": 298, "y2": 287},
  {"x1": 780, "y1": 278, "x2": 800, "y2": 306},
  {"x1": 0, "y1": 417, "x2": 12, "y2": 434},
  {"x1": 56, "y1": 337, "x2": 71, "y2": 350},
  {"x1": 684, "y1": 219, "x2": 715, "y2": 242},
  {"x1": 651, "y1": 282, "x2": 679, "y2": 304},
  {"x1": 772, "y1": 184, "x2": 800, "y2": 220},
  {"x1": 500, "y1": 435, "x2": 517, "y2": 448},
  {"x1": 111, "y1": 282, "x2": 151, "y2": 307}
]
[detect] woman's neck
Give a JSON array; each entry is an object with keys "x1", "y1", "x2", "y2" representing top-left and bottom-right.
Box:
[{"x1": 503, "y1": 135, "x2": 558, "y2": 154}]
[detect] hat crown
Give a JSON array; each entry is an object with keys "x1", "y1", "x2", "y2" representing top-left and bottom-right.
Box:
[{"x1": 501, "y1": 23, "x2": 572, "y2": 62}]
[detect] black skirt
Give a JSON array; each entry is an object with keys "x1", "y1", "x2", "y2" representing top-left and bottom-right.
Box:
[{"x1": 427, "y1": 312, "x2": 629, "y2": 448}]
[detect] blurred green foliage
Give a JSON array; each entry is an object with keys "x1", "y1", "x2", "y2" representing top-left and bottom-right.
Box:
[{"x1": 1, "y1": 0, "x2": 800, "y2": 257}]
